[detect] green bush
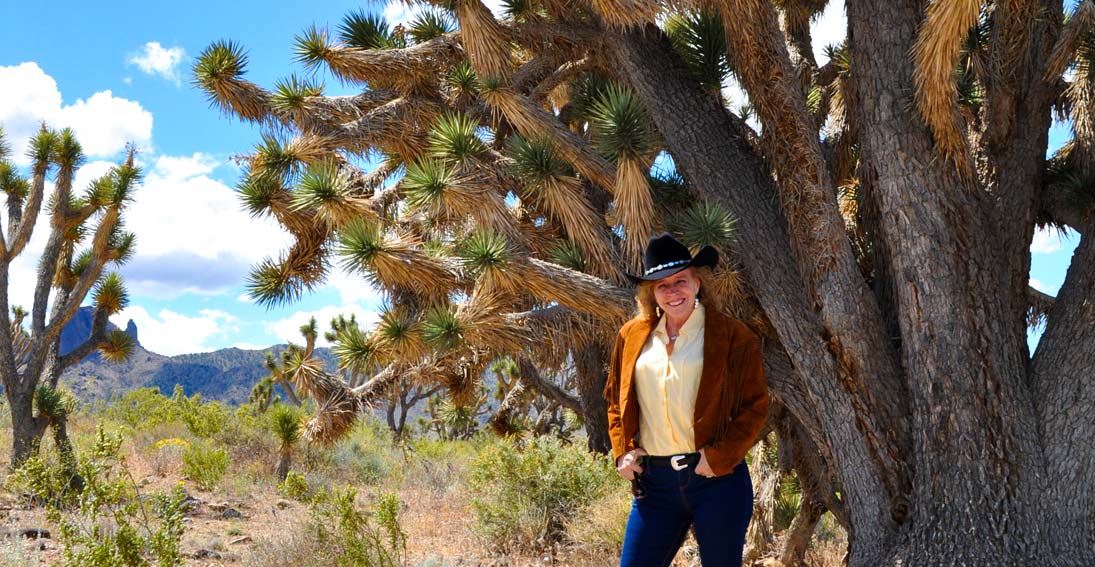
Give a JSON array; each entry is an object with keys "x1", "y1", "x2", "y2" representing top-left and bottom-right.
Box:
[
  {"x1": 101, "y1": 388, "x2": 181, "y2": 431},
  {"x1": 310, "y1": 487, "x2": 404, "y2": 567},
  {"x1": 467, "y1": 436, "x2": 615, "y2": 551},
  {"x1": 566, "y1": 484, "x2": 632, "y2": 552},
  {"x1": 278, "y1": 471, "x2": 312, "y2": 502},
  {"x1": 10, "y1": 425, "x2": 185, "y2": 567},
  {"x1": 181, "y1": 442, "x2": 228, "y2": 491},
  {"x1": 100, "y1": 386, "x2": 229, "y2": 439},
  {"x1": 244, "y1": 487, "x2": 405, "y2": 567}
]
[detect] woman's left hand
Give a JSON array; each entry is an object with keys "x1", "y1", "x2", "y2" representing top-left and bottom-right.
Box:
[{"x1": 695, "y1": 449, "x2": 715, "y2": 478}]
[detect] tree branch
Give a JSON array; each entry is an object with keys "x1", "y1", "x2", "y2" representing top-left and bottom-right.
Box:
[
  {"x1": 1041, "y1": 178, "x2": 1090, "y2": 237},
  {"x1": 1031, "y1": 222, "x2": 1095, "y2": 550},
  {"x1": 6, "y1": 160, "x2": 49, "y2": 260},
  {"x1": 516, "y1": 356, "x2": 581, "y2": 414},
  {"x1": 56, "y1": 307, "x2": 110, "y2": 371}
]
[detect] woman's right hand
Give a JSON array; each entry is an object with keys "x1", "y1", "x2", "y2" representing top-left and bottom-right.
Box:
[{"x1": 616, "y1": 448, "x2": 647, "y2": 480}]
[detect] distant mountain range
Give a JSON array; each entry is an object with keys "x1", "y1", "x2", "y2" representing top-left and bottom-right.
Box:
[{"x1": 60, "y1": 306, "x2": 335, "y2": 404}]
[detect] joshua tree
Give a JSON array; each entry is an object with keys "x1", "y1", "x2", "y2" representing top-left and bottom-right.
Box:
[
  {"x1": 269, "y1": 403, "x2": 302, "y2": 482},
  {"x1": 195, "y1": 1, "x2": 1095, "y2": 563},
  {"x1": 0, "y1": 125, "x2": 138, "y2": 468},
  {"x1": 32, "y1": 384, "x2": 81, "y2": 489}
]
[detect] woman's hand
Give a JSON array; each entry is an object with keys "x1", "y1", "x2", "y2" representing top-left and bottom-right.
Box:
[
  {"x1": 695, "y1": 448, "x2": 715, "y2": 478},
  {"x1": 616, "y1": 448, "x2": 648, "y2": 480}
]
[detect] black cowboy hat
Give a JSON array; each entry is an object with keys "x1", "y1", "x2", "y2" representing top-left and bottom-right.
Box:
[{"x1": 625, "y1": 233, "x2": 718, "y2": 284}]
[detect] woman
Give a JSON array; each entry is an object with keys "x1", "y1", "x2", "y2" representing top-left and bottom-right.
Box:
[{"x1": 604, "y1": 233, "x2": 769, "y2": 567}]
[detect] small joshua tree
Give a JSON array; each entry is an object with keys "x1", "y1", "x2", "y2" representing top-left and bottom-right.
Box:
[{"x1": 0, "y1": 124, "x2": 139, "y2": 468}]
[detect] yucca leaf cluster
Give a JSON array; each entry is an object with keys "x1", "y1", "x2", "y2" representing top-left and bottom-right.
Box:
[{"x1": 193, "y1": 2, "x2": 746, "y2": 445}]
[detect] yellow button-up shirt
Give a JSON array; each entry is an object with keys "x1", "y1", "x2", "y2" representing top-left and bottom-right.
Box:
[{"x1": 634, "y1": 302, "x2": 705, "y2": 456}]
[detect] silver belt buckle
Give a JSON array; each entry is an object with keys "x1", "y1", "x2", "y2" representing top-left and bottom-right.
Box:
[{"x1": 670, "y1": 454, "x2": 688, "y2": 471}]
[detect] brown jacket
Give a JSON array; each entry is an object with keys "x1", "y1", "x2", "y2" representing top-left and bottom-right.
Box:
[{"x1": 603, "y1": 306, "x2": 770, "y2": 477}]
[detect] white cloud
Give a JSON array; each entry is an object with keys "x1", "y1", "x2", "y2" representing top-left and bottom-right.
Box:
[
  {"x1": 0, "y1": 62, "x2": 151, "y2": 163},
  {"x1": 57, "y1": 91, "x2": 153, "y2": 156},
  {"x1": 1029, "y1": 278, "x2": 1050, "y2": 294},
  {"x1": 111, "y1": 306, "x2": 239, "y2": 355},
  {"x1": 1031, "y1": 227, "x2": 1063, "y2": 254},
  {"x1": 325, "y1": 268, "x2": 385, "y2": 306},
  {"x1": 383, "y1": 3, "x2": 427, "y2": 26},
  {"x1": 115, "y1": 152, "x2": 293, "y2": 298},
  {"x1": 127, "y1": 42, "x2": 187, "y2": 85},
  {"x1": 482, "y1": 0, "x2": 506, "y2": 17},
  {"x1": 264, "y1": 304, "x2": 381, "y2": 347},
  {"x1": 129, "y1": 153, "x2": 289, "y2": 262},
  {"x1": 812, "y1": 1, "x2": 846, "y2": 66}
]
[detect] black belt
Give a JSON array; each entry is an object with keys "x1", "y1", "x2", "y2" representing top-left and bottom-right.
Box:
[{"x1": 642, "y1": 452, "x2": 700, "y2": 470}]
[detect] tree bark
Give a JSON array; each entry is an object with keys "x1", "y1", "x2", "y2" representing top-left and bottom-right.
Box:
[
  {"x1": 847, "y1": 0, "x2": 1055, "y2": 563},
  {"x1": 573, "y1": 340, "x2": 611, "y2": 453},
  {"x1": 9, "y1": 389, "x2": 46, "y2": 469},
  {"x1": 1032, "y1": 221, "x2": 1095, "y2": 559},
  {"x1": 275, "y1": 447, "x2": 291, "y2": 482}
]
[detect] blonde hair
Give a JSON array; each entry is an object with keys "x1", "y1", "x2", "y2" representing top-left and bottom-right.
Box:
[{"x1": 634, "y1": 266, "x2": 720, "y2": 319}]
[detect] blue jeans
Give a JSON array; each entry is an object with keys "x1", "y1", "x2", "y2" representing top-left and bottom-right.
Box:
[{"x1": 619, "y1": 459, "x2": 753, "y2": 567}]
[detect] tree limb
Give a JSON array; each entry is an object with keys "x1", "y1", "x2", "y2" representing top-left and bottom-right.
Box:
[
  {"x1": 1031, "y1": 221, "x2": 1095, "y2": 551},
  {"x1": 516, "y1": 356, "x2": 582, "y2": 414},
  {"x1": 56, "y1": 307, "x2": 110, "y2": 372},
  {"x1": 1041, "y1": 178, "x2": 1090, "y2": 237}
]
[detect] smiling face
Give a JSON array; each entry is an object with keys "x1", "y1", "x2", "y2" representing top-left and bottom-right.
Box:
[{"x1": 652, "y1": 267, "x2": 701, "y2": 322}]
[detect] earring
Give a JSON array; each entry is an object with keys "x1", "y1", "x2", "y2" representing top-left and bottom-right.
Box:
[
  {"x1": 655, "y1": 306, "x2": 662, "y2": 317},
  {"x1": 694, "y1": 297, "x2": 699, "y2": 307}
]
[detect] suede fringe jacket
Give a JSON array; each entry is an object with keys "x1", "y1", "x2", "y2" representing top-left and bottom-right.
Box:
[{"x1": 604, "y1": 306, "x2": 770, "y2": 477}]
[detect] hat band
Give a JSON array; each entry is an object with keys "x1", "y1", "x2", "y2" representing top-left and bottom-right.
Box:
[{"x1": 643, "y1": 259, "x2": 689, "y2": 276}]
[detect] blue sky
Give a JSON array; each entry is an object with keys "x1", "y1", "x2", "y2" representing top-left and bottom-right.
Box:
[{"x1": 0, "y1": 1, "x2": 1079, "y2": 355}]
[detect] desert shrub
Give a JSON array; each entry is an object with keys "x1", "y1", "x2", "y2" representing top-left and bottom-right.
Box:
[
  {"x1": 405, "y1": 437, "x2": 477, "y2": 492},
  {"x1": 775, "y1": 473, "x2": 803, "y2": 531},
  {"x1": 467, "y1": 436, "x2": 614, "y2": 551},
  {"x1": 147, "y1": 438, "x2": 189, "y2": 477},
  {"x1": 278, "y1": 471, "x2": 312, "y2": 502},
  {"x1": 175, "y1": 396, "x2": 228, "y2": 440},
  {"x1": 100, "y1": 386, "x2": 229, "y2": 439},
  {"x1": 102, "y1": 388, "x2": 181, "y2": 431},
  {"x1": 373, "y1": 491, "x2": 407, "y2": 558},
  {"x1": 10, "y1": 425, "x2": 185, "y2": 567},
  {"x1": 181, "y1": 442, "x2": 228, "y2": 491},
  {"x1": 331, "y1": 441, "x2": 391, "y2": 485},
  {"x1": 246, "y1": 487, "x2": 405, "y2": 567}
]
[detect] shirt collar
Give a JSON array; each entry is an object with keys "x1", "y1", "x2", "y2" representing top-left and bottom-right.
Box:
[{"x1": 655, "y1": 302, "x2": 705, "y2": 340}]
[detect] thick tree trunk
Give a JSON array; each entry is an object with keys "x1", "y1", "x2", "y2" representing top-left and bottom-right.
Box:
[
  {"x1": 275, "y1": 448, "x2": 291, "y2": 482},
  {"x1": 574, "y1": 341, "x2": 610, "y2": 453},
  {"x1": 1032, "y1": 222, "x2": 1095, "y2": 560},
  {"x1": 846, "y1": 0, "x2": 1057, "y2": 563},
  {"x1": 9, "y1": 390, "x2": 47, "y2": 469}
]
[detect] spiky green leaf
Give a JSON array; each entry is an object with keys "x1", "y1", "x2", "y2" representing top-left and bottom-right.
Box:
[
  {"x1": 421, "y1": 305, "x2": 464, "y2": 351},
  {"x1": 410, "y1": 9, "x2": 455, "y2": 43},
  {"x1": 292, "y1": 161, "x2": 349, "y2": 212},
  {"x1": 100, "y1": 329, "x2": 135, "y2": 363},
  {"x1": 588, "y1": 84, "x2": 657, "y2": 161},
  {"x1": 429, "y1": 113, "x2": 487, "y2": 164},
  {"x1": 338, "y1": 10, "x2": 394, "y2": 50},
  {"x1": 93, "y1": 272, "x2": 129, "y2": 315}
]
